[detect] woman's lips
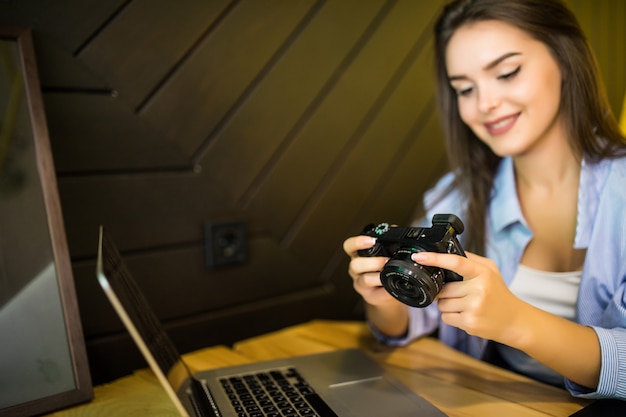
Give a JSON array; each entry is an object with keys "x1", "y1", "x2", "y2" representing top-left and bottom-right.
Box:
[{"x1": 484, "y1": 113, "x2": 519, "y2": 135}]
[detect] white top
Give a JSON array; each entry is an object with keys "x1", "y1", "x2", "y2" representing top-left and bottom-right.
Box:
[
  {"x1": 496, "y1": 264, "x2": 582, "y2": 386},
  {"x1": 509, "y1": 264, "x2": 581, "y2": 320}
]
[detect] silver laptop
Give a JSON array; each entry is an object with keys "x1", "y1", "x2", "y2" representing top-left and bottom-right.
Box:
[{"x1": 95, "y1": 227, "x2": 446, "y2": 417}]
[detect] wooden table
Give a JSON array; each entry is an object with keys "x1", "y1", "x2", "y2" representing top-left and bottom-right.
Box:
[{"x1": 48, "y1": 320, "x2": 592, "y2": 416}]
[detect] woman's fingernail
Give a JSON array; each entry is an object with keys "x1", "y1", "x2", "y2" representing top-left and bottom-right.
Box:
[{"x1": 412, "y1": 253, "x2": 427, "y2": 262}]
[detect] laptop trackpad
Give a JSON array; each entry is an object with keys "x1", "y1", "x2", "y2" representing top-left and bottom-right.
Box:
[{"x1": 330, "y1": 377, "x2": 446, "y2": 417}]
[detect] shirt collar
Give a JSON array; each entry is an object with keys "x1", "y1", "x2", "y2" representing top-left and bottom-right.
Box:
[
  {"x1": 575, "y1": 156, "x2": 610, "y2": 248},
  {"x1": 489, "y1": 155, "x2": 610, "y2": 248}
]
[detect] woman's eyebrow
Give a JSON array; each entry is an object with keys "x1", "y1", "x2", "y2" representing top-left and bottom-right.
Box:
[{"x1": 448, "y1": 52, "x2": 522, "y2": 82}]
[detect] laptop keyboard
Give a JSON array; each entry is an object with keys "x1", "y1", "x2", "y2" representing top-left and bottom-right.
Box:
[{"x1": 218, "y1": 367, "x2": 338, "y2": 417}]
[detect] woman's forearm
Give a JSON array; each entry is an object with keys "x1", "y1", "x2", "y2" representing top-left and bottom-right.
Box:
[
  {"x1": 508, "y1": 303, "x2": 601, "y2": 389},
  {"x1": 365, "y1": 302, "x2": 410, "y2": 339}
]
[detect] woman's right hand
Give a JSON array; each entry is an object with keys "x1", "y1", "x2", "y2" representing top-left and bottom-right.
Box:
[
  {"x1": 343, "y1": 235, "x2": 410, "y2": 337},
  {"x1": 343, "y1": 235, "x2": 398, "y2": 306}
]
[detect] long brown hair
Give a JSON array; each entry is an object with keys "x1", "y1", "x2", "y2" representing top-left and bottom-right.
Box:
[{"x1": 432, "y1": 0, "x2": 626, "y2": 254}]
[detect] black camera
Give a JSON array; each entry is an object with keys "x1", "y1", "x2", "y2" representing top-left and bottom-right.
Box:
[{"x1": 358, "y1": 214, "x2": 466, "y2": 308}]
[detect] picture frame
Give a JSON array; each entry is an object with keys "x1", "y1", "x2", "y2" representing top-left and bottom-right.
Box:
[{"x1": 0, "y1": 26, "x2": 93, "y2": 415}]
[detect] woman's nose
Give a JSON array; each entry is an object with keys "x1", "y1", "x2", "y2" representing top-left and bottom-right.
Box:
[{"x1": 477, "y1": 87, "x2": 500, "y2": 113}]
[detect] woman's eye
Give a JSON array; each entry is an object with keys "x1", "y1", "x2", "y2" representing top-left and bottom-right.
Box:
[
  {"x1": 455, "y1": 86, "x2": 474, "y2": 97},
  {"x1": 499, "y1": 65, "x2": 521, "y2": 80}
]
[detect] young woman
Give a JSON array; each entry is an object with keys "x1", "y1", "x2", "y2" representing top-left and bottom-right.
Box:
[{"x1": 343, "y1": 0, "x2": 626, "y2": 400}]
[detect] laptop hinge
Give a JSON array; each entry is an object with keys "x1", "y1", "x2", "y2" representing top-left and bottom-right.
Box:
[{"x1": 188, "y1": 377, "x2": 221, "y2": 417}]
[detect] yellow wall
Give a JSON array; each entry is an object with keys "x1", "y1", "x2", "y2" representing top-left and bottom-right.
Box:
[
  {"x1": 621, "y1": 91, "x2": 626, "y2": 135},
  {"x1": 566, "y1": 1, "x2": 626, "y2": 121}
]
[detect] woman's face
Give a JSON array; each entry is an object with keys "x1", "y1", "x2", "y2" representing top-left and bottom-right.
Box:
[{"x1": 445, "y1": 20, "x2": 564, "y2": 157}]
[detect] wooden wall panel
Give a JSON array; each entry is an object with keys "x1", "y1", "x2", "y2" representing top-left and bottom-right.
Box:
[
  {"x1": 1, "y1": 0, "x2": 624, "y2": 384},
  {"x1": 7, "y1": 0, "x2": 127, "y2": 88},
  {"x1": 44, "y1": 94, "x2": 189, "y2": 172},
  {"x1": 77, "y1": 0, "x2": 232, "y2": 109},
  {"x1": 192, "y1": 1, "x2": 390, "y2": 199},
  {"x1": 142, "y1": 0, "x2": 322, "y2": 157},
  {"x1": 246, "y1": 1, "x2": 443, "y2": 244}
]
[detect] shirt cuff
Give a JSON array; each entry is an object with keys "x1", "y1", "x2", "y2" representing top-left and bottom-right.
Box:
[
  {"x1": 565, "y1": 326, "x2": 626, "y2": 400},
  {"x1": 367, "y1": 321, "x2": 410, "y2": 346}
]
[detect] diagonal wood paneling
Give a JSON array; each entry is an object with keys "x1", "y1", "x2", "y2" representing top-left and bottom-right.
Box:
[
  {"x1": 194, "y1": 0, "x2": 392, "y2": 202},
  {"x1": 246, "y1": 1, "x2": 443, "y2": 247},
  {"x1": 142, "y1": 0, "x2": 323, "y2": 159},
  {"x1": 77, "y1": 0, "x2": 234, "y2": 111},
  {"x1": 1, "y1": 0, "x2": 624, "y2": 384},
  {"x1": 44, "y1": 94, "x2": 190, "y2": 171}
]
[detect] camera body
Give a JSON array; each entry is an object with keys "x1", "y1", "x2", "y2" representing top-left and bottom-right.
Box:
[{"x1": 358, "y1": 214, "x2": 466, "y2": 308}]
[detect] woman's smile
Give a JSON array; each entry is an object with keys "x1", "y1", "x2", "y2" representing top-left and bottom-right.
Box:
[{"x1": 484, "y1": 113, "x2": 520, "y2": 136}]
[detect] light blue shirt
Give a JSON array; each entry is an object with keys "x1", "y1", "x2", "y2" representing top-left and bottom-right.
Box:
[{"x1": 372, "y1": 155, "x2": 626, "y2": 400}]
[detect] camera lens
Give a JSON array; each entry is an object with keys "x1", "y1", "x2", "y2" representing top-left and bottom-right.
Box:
[{"x1": 380, "y1": 248, "x2": 445, "y2": 308}]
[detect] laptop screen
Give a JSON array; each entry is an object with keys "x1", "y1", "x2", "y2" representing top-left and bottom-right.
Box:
[{"x1": 96, "y1": 227, "x2": 194, "y2": 415}]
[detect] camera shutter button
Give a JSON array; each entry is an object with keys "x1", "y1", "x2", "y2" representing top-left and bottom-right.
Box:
[{"x1": 447, "y1": 241, "x2": 457, "y2": 254}]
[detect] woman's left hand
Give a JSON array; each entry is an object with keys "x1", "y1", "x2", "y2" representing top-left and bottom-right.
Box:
[
  {"x1": 412, "y1": 251, "x2": 602, "y2": 389},
  {"x1": 411, "y1": 251, "x2": 525, "y2": 345}
]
